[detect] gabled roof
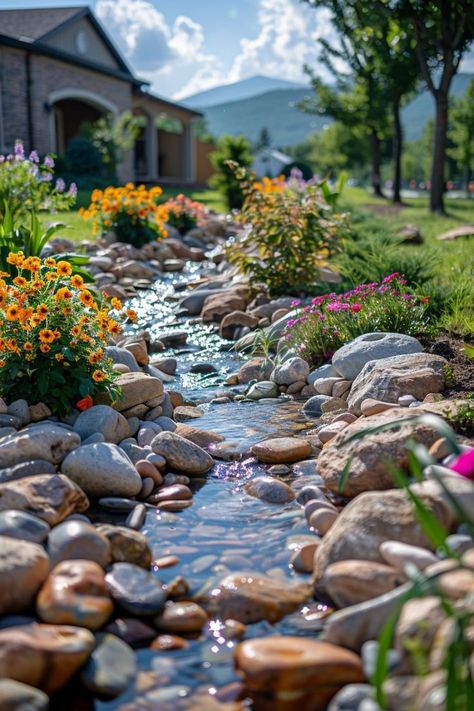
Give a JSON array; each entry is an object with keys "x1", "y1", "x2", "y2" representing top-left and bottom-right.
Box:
[{"x1": 0, "y1": 5, "x2": 137, "y2": 83}]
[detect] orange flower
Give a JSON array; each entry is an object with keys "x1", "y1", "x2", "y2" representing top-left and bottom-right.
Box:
[
  {"x1": 70, "y1": 275, "x2": 84, "y2": 289},
  {"x1": 24, "y1": 341, "x2": 33, "y2": 351},
  {"x1": 55, "y1": 353, "x2": 65, "y2": 362},
  {"x1": 79, "y1": 290, "x2": 94, "y2": 307},
  {"x1": 45, "y1": 271, "x2": 58, "y2": 281},
  {"x1": 56, "y1": 261, "x2": 72, "y2": 277},
  {"x1": 13, "y1": 276, "x2": 27, "y2": 288},
  {"x1": 44, "y1": 257, "x2": 56, "y2": 267},
  {"x1": 111, "y1": 297, "x2": 123, "y2": 310},
  {"x1": 5, "y1": 305, "x2": 19, "y2": 321},
  {"x1": 70, "y1": 326, "x2": 81, "y2": 337},
  {"x1": 77, "y1": 394, "x2": 93, "y2": 411},
  {"x1": 40, "y1": 344, "x2": 51, "y2": 353},
  {"x1": 39, "y1": 329, "x2": 55, "y2": 344},
  {"x1": 92, "y1": 369, "x2": 106, "y2": 382},
  {"x1": 36, "y1": 304, "x2": 49, "y2": 317},
  {"x1": 55, "y1": 287, "x2": 73, "y2": 301},
  {"x1": 126, "y1": 308, "x2": 137, "y2": 322},
  {"x1": 6, "y1": 251, "x2": 24, "y2": 266}
]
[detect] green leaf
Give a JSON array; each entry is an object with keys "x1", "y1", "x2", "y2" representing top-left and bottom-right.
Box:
[
  {"x1": 338, "y1": 454, "x2": 354, "y2": 494},
  {"x1": 464, "y1": 343, "x2": 474, "y2": 359}
]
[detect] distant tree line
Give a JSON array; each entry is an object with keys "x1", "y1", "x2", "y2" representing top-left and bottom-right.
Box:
[{"x1": 299, "y1": 0, "x2": 474, "y2": 213}]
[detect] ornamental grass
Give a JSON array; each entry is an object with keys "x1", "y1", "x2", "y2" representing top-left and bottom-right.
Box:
[
  {"x1": 0, "y1": 252, "x2": 137, "y2": 415},
  {"x1": 80, "y1": 183, "x2": 168, "y2": 247}
]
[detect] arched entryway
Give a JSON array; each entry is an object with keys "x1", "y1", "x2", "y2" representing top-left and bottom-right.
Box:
[{"x1": 48, "y1": 89, "x2": 118, "y2": 153}]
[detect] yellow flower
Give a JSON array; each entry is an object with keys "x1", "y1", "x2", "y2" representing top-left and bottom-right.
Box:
[
  {"x1": 39, "y1": 329, "x2": 55, "y2": 344},
  {"x1": 44, "y1": 257, "x2": 56, "y2": 267},
  {"x1": 55, "y1": 353, "x2": 65, "y2": 362},
  {"x1": 126, "y1": 308, "x2": 137, "y2": 322},
  {"x1": 111, "y1": 297, "x2": 123, "y2": 310},
  {"x1": 70, "y1": 274, "x2": 84, "y2": 289},
  {"x1": 45, "y1": 271, "x2": 58, "y2": 281},
  {"x1": 56, "y1": 261, "x2": 72, "y2": 277},
  {"x1": 23, "y1": 257, "x2": 41, "y2": 272},
  {"x1": 55, "y1": 287, "x2": 73, "y2": 301},
  {"x1": 92, "y1": 369, "x2": 106, "y2": 382},
  {"x1": 71, "y1": 326, "x2": 81, "y2": 337},
  {"x1": 36, "y1": 304, "x2": 49, "y2": 317},
  {"x1": 24, "y1": 341, "x2": 33, "y2": 352},
  {"x1": 5, "y1": 305, "x2": 19, "y2": 321},
  {"x1": 13, "y1": 276, "x2": 27, "y2": 288},
  {"x1": 6, "y1": 251, "x2": 24, "y2": 266},
  {"x1": 79, "y1": 290, "x2": 94, "y2": 307},
  {"x1": 39, "y1": 344, "x2": 51, "y2": 353}
]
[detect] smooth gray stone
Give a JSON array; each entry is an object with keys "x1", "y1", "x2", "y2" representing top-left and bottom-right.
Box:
[
  {"x1": 99, "y1": 497, "x2": 138, "y2": 512},
  {"x1": 0, "y1": 510, "x2": 50, "y2": 543},
  {"x1": 47, "y1": 519, "x2": 111, "y2": 567},
  {"x1": 307, "y1": 363, "x2": 339, "y2": 385},
  {"x1": 125, "y1": 504, "x2": 146, "y2": 530},
  {"x1": 302, "y1": 395, "x2": 332, "y2": 416},
  {"x1": 106, "y1": 346, "x2": 140, "y2": 372},
  {"x1": 190, "y1": 362, "x2": 218, "y2": 374},
  {"x1": 332, "y1": 332, "x2": 423, "y2": 380},
  {"x1": 82, "y1": 433, "x2": 106, "y2": 445},
  {"x1": 0, "y1": 459, "x2": 56, "y2": 483},
  {"x1": 105, "y1": 563, "x2": 165, "y2": 616},
  {"x1": 154, "y1": 417, "x2": 177, "y2": 432},
  {"x1": 0, "y1": 414, "x2": 21, "y2": 429},
  {"x1": 74, "y1": 405, "x2": 129, "y2": 444},
  {"x1": 7, "y1": 399, "x2": 30, "y2": 426},
  {"x1": 160, "y1": 393, "x2": 174, "y2": 419},
  {"x1": 0, "y1": 679, "x2": 48, "y2": 710},
  {"x1": 80, "y1": 633, "x2": 136, "y2": 698},
  {"x1": 327, "y1": 684, "x2": 374, "y2": 711}
]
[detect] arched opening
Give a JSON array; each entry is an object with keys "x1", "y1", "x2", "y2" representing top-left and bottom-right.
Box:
[{"x1": 48, "y1": 90, "x2": 118, "y2": 153}]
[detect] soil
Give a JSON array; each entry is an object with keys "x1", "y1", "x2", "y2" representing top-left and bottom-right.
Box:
[{"x1": 421, "y1": 334, "x2": 474, "y2": 397}]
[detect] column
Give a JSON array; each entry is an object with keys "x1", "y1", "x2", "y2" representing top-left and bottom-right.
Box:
[{"x1": 182, "y1": 122, "x2": 195, "y2": 183}]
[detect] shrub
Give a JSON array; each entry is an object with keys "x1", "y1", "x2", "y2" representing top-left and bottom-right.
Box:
[
  {"x1": 0, "y1": 252, "x2": 136, "y2": 415},
  {"x1": 227, "y1": 165, "x2": 348, "y2": 296},
  {"x1": 0, "y1": 140, "x2": 76, "y2": 221},
  {"x1": 209, "y1": 135, "x2": 253, "y2": 210},
  {"x1": 64, "y1": 138, "x2": 104, "y2": 177},
  {"x1": 284, "y1": 274, "x2": 430, "y2": 365},
  {"x1": 79, "y1": 111, "x2": 144, "y2": 179},
  {"x1": 80, "y1": 184, "x2": 168, "y2": 247},
  {"x1": 162, "y1": 193, "x2": 208, "y2": 234}
]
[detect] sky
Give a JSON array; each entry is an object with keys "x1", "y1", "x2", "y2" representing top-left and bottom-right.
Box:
[
  {"x1": 0, "y1": 0, "x2": 340, "y2": 99},
  {"x1": 1, "y1": 0, "x2": 473, "y2": 101}
]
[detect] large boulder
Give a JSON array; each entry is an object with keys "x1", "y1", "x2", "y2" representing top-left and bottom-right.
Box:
[
  {"x1": 111, "y1": 373, "x2": 163, "y2": 412},
  {"x1": 0, "y1": 424, "x2": 80, "y2": 468},
  {"x1": 317, "y1": 408, "x2": 446, "y2": 497},
  {"x1": 332, "y1": 333, "x2": 423, "y2": 380},
  {"x1": 0, "y1": 474, "x2": 89, "y2": 526},
  {"x1": 151, "y1": 431, "x2": 214, "y2": 474},
  {"x1": 73, "y1": 405, "x2": 129, "y2": 444},
  {"x1": 61, "y1": 443, "x2": 142, "y2": 498},
  {"x1": 271, "y1": 357, "x2": 310, "y2": 386},
  {"x1": 347, "y1": 353, "x2": 446, "y2": 415},
  {"x1": 237, "y1": 357, "x2": 274, "y2": 384}
]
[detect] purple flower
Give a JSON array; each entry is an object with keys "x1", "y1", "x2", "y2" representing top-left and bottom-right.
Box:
[
  {"x1": 67, "y1": 182, "x2": 77, "y2": 197},
  {"x1": 44, "y1": 155, "x2": 55, "y2": 168},
  {"x1": 14, "y1": 140, "x2": 24, "y2": 160},
  {"x1": 29, "y1": 150, "x2": 39, "y2": 163},
  {"x1": 0, "y1": 155, "x2": 4, "y2": 163},
  {"x1": 55, "y1": 178, "x2": 65, "y2": 193},
  {"x1": 28, "y1": 165, "x2": 39, "y2": 177},
  {"x1": 291, "y1": 299, "x2": 301, "y2": 307},
  {"x1": 41, "y1": 172, "x2": 53, "y2": 182}
]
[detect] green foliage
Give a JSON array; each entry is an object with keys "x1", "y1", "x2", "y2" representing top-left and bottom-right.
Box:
[
  {"x1": 64, "y1": 138, "x2": 103, "y2": 176},
  {"x1": 445, "y1": 400, "x2": 474, "y2": 437},
  {"x1": 227, "y1": 164, "x2": 348, "y2": 296},
  {"x1": 449, "y1": 78, "x2": 474, "y2": 189},
  {"x1": 290, "y1": 123, "x2": 369, "y2": 178},
  {"x1": 80, "y1": 111, "x2": 144, "y2": 179},
  {"x1": 253, "y1": 127, "x2": 272, "y2": 152},
  {"x1": 209, "y1": 135, "x2": 253, "y2": 209}
]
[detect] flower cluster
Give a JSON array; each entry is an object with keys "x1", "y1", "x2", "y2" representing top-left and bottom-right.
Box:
[
  {"x1": 253, "y1": 175, "x2": 286, "y2": 193},
  {"x1": 284, "y1": 274, "x2": 430, "y2": 364},
  {"x1": 80, "y1": 183, "x2": 168, "y2": 247},
  {"x1": 162, "y1": 193, "x2": 208, "y2": 234},
  {"x1": 0, "y1": 253, "x2": 137, "y2": 415},
  {"x1": 0, "y1": 140, "x2": 76, "y2": 220}
]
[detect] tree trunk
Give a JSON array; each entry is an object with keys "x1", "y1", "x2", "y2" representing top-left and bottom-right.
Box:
[
  {"x1": 430, "y1": 92, "x2": 449, "y2": 214},
  {"x1": 370, "y1": 129, "x2": 385, "y2": 198},
  {"x1": 392, "y1": 96, "x2": 403, "y2": 204}
]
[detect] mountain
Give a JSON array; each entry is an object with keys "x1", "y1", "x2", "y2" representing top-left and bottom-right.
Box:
[
  {"x1": 194, "y1": 73, "x2": 473, "y2": 148},
  {"x1": 183, "y1": 75, "x2": 307, "y2": 108}
]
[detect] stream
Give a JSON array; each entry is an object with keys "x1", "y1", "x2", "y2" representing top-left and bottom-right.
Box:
[{"x1": 98, "y1": 260, "x2": 325, "y2": 710}]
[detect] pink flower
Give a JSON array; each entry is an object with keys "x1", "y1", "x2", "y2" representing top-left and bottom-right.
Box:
[
  {"x1": 449, "y1": 449, "x2": 474, "y2": 480},
  {"x1": 351, "y1": 303, "x2": 362, "y2": 312}
]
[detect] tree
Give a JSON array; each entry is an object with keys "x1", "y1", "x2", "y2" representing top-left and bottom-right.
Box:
[
  {"x1": 290, "y1": 122, "x2": 369, "y2": 177},
  {"x1": 448, "y1": 78, "x2": 474, "y2": 192},
  {"x1": 400, "y1": 0, "x2": 474, "y2": 213},
  {"x1": 80, "y1": 111, "x2": 144, "y2": 179},
  {"x1": 209, "y1": 135, "x2": 253, "y2": 209},
  {"x1": 253, "y1": 127, "x2": 272, "y2": 152},
  {"x1": 192, "y1": 117, "x2": 216, "y2": 144}
]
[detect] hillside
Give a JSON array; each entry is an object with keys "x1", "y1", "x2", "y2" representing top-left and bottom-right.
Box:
[
  {"x1": 196, "y1": 73, "x2": 473, "y2": 147},
  {"x1": 183, "y1": 75, "x2": 307, "y2": 108}
]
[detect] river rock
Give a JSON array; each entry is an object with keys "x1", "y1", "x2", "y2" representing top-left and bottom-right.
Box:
[
  {"x1": 97, "y1": 524, "x2": 152, "y2": 567},
  {"x1": 61, "y1": 443, "x2": 142, "y2": 498},
  {"x1": 47, "y1": 520, "x2": 111, "y2": 567},
  {"x1": 80, "y1": 632, "x2": 136, "y2": 698},
  {"x1": 105, "y1": 563, "x2": 166, "y2": 616},
  {"x1": 155, "y1": 601, "x2": 208, "y2": 634},
  {"x1": 151, "y1": 431, "x2": 213, "y2": 474},
  {"x1": 73, "y1": 405, "x2": 129, "y2": 444},
  {"x1": 0, "y1": 474, "x2": 89, "y2": 526},
  {"x1": 220, "y1": 310, "x2": 259, "y2": 339},
  {"x1": 313, "y1": 489, "x2": 454, "y2": 593},
  {"x1": 235, "y1": 636, "x2": 363, "y2": 709},
  {"x1": 0, "y1": 510, "x2": 50, "y2": 543},
  {"x1": 317, "y1": 421, "x2": 348, "y2": 444},
  {"x1": 244, "y1": 476, "x2": 295, "y2": 504},
  {"x1": 332, "y1": 333, "x2": 423, "y2": 380},
  {"x1": 0, "y1": 623, "x2": 95, "y2": 694},
  {"x1": 0, "y1": 536, "x2": 50, "y2": 615},
  {"x1": 251, "y1": 437, "x2": 311, "y2": 464},
  {"x1": 347, "y1": 353, "x2": 446, "y2": 415},
  {"x1": 105, "y1": 345, "x2": 140, "y2": 372},
  {"x1": 112, "y1": 372, "x2": 163, "y2": 411},
  {"x1": 272, "y1": 357, "x2": 310, "y2": 386},
  {"x1": 327, "y1": 684, "x2": 375, "y2": 711},
  {"x1": 303, "y1": 395, "x2": 332, "y2": 417},
  {"x1": 317, "y1": 408, "x2": 447, "y2": 497},
  {"x1": 175, "y1": 423, "x2": 224, "y2": 449},
  {"x1": 0, "y1": 424, "x2": 80, "y2": 468},
  {"x1": 379, "y1": 540, "x2": 438, "y2": 572},
  {"x1": 0, "y1": 459, "x2": 56, "y2": 484},
  {"x1": 203, "y1": 573, "x2": 311, "y2": 623},
  {"x1": 237, "y1": 357, "x2": 273, "y2": 384},
  {"x1": 173, "y1": 406, "x2": 204, "y2": 422},
  {"x1": 247, "y1": 381, "x2": 280, "y2": 400},
  {"x1": 316, "y1": 560, "x2": 405, "y2": 608},
  {"x1": 0, "y1": 679, "x2": 49, "y2": 711},
  {"x1": 37, "y1": 560, "x2": 113, "y2": 630}
]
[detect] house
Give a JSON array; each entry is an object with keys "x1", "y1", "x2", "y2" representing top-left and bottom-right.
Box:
[
  {"x1": 0, "y1": 5, "x2": 209, "y2": 184},
  {"x1": 252, "y1": 148, "x2": 292, "y2": 178}
]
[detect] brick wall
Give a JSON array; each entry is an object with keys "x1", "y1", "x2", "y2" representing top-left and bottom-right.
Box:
[{"x1": 0, "y1": 47, "x2": 29, "y2": 152}]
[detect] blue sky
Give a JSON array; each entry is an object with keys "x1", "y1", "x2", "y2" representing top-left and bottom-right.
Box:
[
  {"x1": 0, "y1": 0, "x2": 338, "y2": 99},
  {"x1": 2, "y1": 0, "x2": 473, "y2": 101}
]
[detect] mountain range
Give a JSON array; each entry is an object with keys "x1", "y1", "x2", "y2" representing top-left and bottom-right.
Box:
[{"x1": 183, "y1": 74, "x2": 473, "y2": 148}]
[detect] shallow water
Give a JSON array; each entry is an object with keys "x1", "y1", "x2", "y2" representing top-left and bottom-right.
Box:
[{"x1": 98, "y1": 262, "x2": 323, "y2": 709}]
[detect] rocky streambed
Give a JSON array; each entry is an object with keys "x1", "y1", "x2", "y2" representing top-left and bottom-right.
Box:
[{"x1": 0, "y1": 222, "x2": 473, "y2": 711}]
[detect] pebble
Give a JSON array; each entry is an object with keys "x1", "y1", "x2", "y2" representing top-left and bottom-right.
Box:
[
  {"x1": 327, "y1": 684, "x2": 375, "y2": 711},
  {"x1": 136, "y1": 459, "x2": 163, "y2": 486},
  {"x1": 73, "y1": 405, "x2": 129, "y2": 444},
  {"x1": 251, "y1": 437, "x2": 311, "y2": 464},
  {"x1": 105, "y1": 617, "x2": 156, "y2": 647},
  {"x1": 302, "y1": 395, "x2": 332, "y2": 417},
  {"x1": 0, "y1": 459, "x2": 56, "y2": 484},
  {"x1": 153, "y1": 555, "x2": 179, "y2": 569},
  {"x1": 0, "y1": 536, "x2": 50, "y2": 615},
  {"x1": 148, "y1": 484, "x2": 192, "y2": 503},
  {"x1": 105, "y1": 563, "x2": 166, "y2": 616},
  {"x1": 37, "y1": 560, "x2": 113, "y2": 630},
  {"x1": 0, "y1": 424, "x2": 80, "y2": 468},
  {"x1": 150, "y1": 634, "x2": 189, "y2": 651},
  {"x1": 296, "y1": 485, "x2": 328, "y2": 506},
  {"x1": 379, "y1": 540, "x2": 438, "y2": 572},
  {"x1": 317, "y1": 421, "x2": 348, "y2": 444},
  {"x1": 308, "y1": 507, "x2": 338, "y2": 535},
  {"x1": 155, "y1": 601, "x2": 208, "y2": 634},
  {"x1": 151, "y1": 431, "x2": 214, "y2": 475},
  {"x1": 47, "y1": 520, "x2": 111, "y2": 567},
  {"x1": 305, "y1": 499, "x2": 337, "y2": 521},
  {"x1": 97, "y1": 524, "x2": 152, "y2": 567},
  {"x1": 80, "y1": 633, "x2": 137, "y2": 698},
  {"x1": 290, "y1": 542, "x2": 320, "y2": 573},
  {"x1": 360, "y1": 398, "x2": 398, "y2": 416},
  {"x1": 0, "y1": 510, "x2": 50, "y2": 544},
  {"x1": 139, "y1": 477, "x2": 155, "y2": 499},
  {"x1": 0, "y1": 679, "x2": 49, "y2": 711},
  {"x1": 244, "y1": 476, "x2": 295, "y2": 504},
  {"x1": 98, "y1": 497, "x2": 137, "y2": 512},
  {"x1": 268, "y1": 464, "x2": 291, "y2": 475},
  {"x1": 398, "y1": 394, "x2": 418, "y2": 406},
  {"x1": 173, "y1": 406, "x2": 204, "y2": 422},
  {"x1": 247, "y1": 381, "x2": 279, "y2": 400},
  {"x1": 162, "y1": 473, "x2": 191, "y2": 485},
  {"x1": 155, "y1": 500, "x2": 193, "y2": 512},
  {"x1": 125, "y1": 504, "x2": 147, "y2": 530}
]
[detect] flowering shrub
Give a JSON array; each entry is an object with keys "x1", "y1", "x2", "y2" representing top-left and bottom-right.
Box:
[
  {"x1": 0, "y1": 253, "x2": 137, "y2": 415},
  {"x1": 284, "y1": 274, "x2": 430, "y2": 365},
  {"x1": 162, "y1": 193, "x2": 208, "y2": 234},
  {"x1": 80, "y1": 183, "x2": 168, "y2": 247},
  {"x1": 227, "y1": 163, "x2": 348, "y2": 296},
  {"x1": 0, "y1": 140, "x2": 76, "y2": 220}
]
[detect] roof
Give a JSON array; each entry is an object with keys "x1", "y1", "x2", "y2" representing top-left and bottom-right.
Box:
[
  {"x1": 0, "y1": 6, "x2": 84, "y2": 43},
  {"x1": 254, "y1": 148, "x2": 292, "y2": 163},
  {"x1": 133, "y1": 88, "x2": 202, "y2": 119}
]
